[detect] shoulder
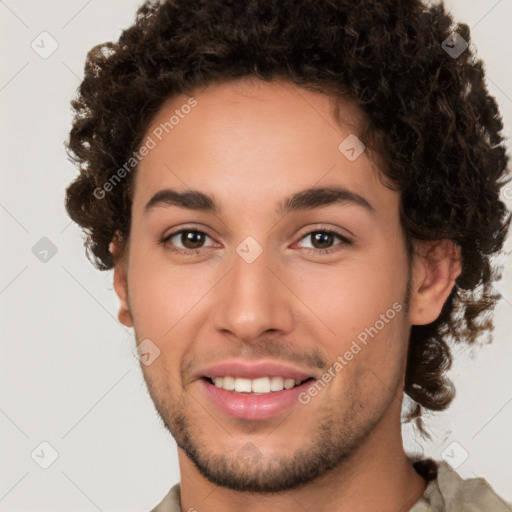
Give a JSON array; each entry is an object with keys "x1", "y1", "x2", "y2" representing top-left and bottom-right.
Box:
[
  {"x1": 435, "y1": 461, "x2": 511, "y2": 511},
  {"x1": 412, "y1": 460, "x2": 512, "y2": 512},
  {"x1": 150, "y1": 468, "x2": 512, "y2": 512},
  {"x1": 149, "y1": 482, "x2": 181, "y2": 512}
]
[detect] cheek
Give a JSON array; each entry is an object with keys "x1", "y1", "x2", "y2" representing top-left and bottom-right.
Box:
[
  {"x1": 127, "y1": 249, "x2": 217, "y2": 346},
  {"x1": 126, "y1": 247, "x2": 182, "y2": 335},
  {"x1": 290, "y1": 253, "x2": 407, "y2": 334},
  {"x1": 284, "y1": 240, "x2": 409, "y2": 375},
  {"x1": 127, "y1": 260, "x2": 197, "y2": 387}
]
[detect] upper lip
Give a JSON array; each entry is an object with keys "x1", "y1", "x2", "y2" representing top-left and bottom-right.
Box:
[{"x1": 195, "y1": 360, "x2": 316, "y2": 381}]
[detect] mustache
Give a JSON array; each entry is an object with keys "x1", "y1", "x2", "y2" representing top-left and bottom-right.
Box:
[{"x1": 181, "y1": 339, "x2": 328, "y2": 380}]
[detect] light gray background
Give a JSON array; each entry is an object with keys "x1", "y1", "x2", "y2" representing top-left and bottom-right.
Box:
[{"x1": 1, "y1": 0, "x2": 511, "y2": 510}]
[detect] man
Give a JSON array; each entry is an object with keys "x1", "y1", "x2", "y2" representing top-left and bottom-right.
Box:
[{"x1": 64, "y1": 0, "x2": 511, "y2": 510}]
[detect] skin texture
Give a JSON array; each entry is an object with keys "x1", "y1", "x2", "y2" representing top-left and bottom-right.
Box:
[{"x1": 110, "y1": 78, "x2": 461, "y2": 511}]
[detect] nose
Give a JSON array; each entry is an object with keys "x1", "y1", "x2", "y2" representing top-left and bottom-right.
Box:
[{"x1": 211, "y1": 243, "x2": 294, "y2": 344}]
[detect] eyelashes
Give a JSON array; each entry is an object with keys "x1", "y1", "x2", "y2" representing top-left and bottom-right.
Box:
[
  {"x1": 296, "y1": 228, "x2": 353, "y2": 253},
  {"x1": 159, "y1": 226, "x2": 353, "y2": 257},
  {"x1": 160, "y1": 229, "x2": 215, "y2": 256}
]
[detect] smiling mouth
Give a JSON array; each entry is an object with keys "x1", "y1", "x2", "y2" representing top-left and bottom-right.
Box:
[{"x1": 202, "y1": 376, "x2": 315, "y2": 395}]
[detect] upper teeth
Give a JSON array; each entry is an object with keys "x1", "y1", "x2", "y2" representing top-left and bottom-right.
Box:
[{"x1": 211, "y1": 376, "x2": 304, "y2": 393}]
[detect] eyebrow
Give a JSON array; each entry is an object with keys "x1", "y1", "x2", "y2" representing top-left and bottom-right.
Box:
[{"x1": 144, "y1": 185, "x2": 375, "y2": 216}]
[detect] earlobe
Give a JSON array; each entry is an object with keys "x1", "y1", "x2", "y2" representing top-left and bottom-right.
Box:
[
  {"x1": 110, "y1": 233, "x2": 134, "y2": 328},
  {"x1": 408, "y1": 239, "x2": 462, "y2": 325}
]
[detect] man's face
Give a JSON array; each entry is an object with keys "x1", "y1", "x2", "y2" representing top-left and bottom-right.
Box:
[{"x1": 116, "y1": 78, "x2": 414, "y2": 492}]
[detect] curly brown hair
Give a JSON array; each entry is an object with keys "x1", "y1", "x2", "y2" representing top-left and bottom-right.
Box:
[{"x1": 64, "y1": 0, "x2": 511, "y2": 432}]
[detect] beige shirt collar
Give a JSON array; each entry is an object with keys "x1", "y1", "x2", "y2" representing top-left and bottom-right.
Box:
[{"x1": 150, "y1": 461, "x2": 512, "y2": 512}]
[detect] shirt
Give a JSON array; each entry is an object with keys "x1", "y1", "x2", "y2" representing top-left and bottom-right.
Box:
[{"x1": 149, "y1": 460, "x2": 512, "y2": 511}]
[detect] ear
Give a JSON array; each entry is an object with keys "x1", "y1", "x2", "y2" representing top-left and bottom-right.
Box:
[
  {"x1": 408, "y1": 239, "x2": 462, "y2": 325},
  {"x1": 110, "y1": 232, "x2": 133, "y2": 328}
]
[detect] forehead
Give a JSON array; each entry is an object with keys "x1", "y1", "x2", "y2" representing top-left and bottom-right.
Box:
[{"x1": 131, "y1": 78, "x2": 391, "y2": 217}]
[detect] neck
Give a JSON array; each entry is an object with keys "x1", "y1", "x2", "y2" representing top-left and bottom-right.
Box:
[{"x1": 177, "y1": 411, "x2": 427, "y2": 512}]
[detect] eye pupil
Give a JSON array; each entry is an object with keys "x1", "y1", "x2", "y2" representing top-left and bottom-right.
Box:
[
  {"x1": 312, "y1": 232, "x2": 333, "y2": 249},
  {"x1": 182, "y1": 231, "x2": 204, "y2": 249}
]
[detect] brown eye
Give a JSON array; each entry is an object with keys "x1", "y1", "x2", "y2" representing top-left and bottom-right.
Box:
[
  {"x1": 310, "y1": 231, "x2": 335, "y2": 249},
  {"x1": 162, "y1": 229, "x2": 215, "y2": 254},
  {"x1": 180, "y1": 230, "x2": 205, "y2": 249},
  {"x1": 296, "y1": 228, "x2": 353, "y2": 255}
]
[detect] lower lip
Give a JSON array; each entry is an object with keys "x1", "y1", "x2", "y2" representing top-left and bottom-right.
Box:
[{"x1": 200, "y1": 378, "x2": 314, "y2": 420}]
